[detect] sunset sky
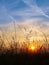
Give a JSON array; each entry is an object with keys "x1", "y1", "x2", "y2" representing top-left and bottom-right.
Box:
[{"x1": 0, "y1": 0, "x2": 49, "y2": 44}]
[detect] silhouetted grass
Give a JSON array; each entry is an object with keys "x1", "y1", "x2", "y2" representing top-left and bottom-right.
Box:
[
  {"x1": 0, "y1": 23, "x2": 49, "y2": 65},
  {"x1": 0, "y1": 52, "x2": 49, "y2": 65}
]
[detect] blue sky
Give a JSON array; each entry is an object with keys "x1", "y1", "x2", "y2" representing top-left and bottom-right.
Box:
[{"x1": 0, "y1": 0, "x2": 49, "y2": 24}]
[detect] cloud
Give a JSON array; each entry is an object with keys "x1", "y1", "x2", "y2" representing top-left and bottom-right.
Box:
[
  {"x1": 9, "y1": 0, "x2": 49, "y2": 21},
  {"x1": 23, "y1": 0, "x2": 49, "y2": 19},
  {"x1": 0, "y1": 0, "x2": 49, "y2": 24},
  {"x1": 11, "y1": 7, "x2": 42, "y2": 16},
  {"x1": 4, "y1": 0, "x2": 47, "y2": 21}
]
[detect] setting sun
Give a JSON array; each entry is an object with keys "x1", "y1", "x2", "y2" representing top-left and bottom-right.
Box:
[
  {"x1": 28, "y1": 44, "x2": 38, "y2": 53},
  {"x1": 30, "y1": 46, "x2": 36, "y2": 51}
]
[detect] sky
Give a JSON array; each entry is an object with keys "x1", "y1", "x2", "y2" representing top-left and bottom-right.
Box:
[
  {"x1": 0, "y1": 0, "x2": 49, "y2": 49},
  {"x1": 0, "y1": 0, "x2": 49, "y2": 24},
  {"x1": 0, "y1": 0, "x2": 49, "y2": 41}
]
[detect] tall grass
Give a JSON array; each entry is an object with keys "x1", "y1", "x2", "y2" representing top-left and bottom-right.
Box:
[
  {"x1": 37, "y1": 26, "x2": 49, "y2": 53},
  {"x1": 0, "y1": 23, "x2": 49, "y2": 54}
]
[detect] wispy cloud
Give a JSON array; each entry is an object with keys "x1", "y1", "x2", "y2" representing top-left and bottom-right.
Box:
[
  {"x1": 0, "y1": 0, "x2": 49, "y2": 24},
  {"x1": 23, "y1": 0, "x2": 49, "y2": 19}
]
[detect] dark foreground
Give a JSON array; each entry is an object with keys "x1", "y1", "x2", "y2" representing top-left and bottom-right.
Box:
[{"x1": 0, "y1": 52, "x2": 49, "y2": 65}]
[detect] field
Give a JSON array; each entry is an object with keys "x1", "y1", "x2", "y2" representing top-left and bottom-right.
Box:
[
  {"x1": 0, "y1": 22, "x2": 49, "y2": 65},
  {"x1": 0, "y1": 52, "x2": 49, "y2": 65}
]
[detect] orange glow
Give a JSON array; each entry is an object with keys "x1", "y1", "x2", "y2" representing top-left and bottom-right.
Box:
[
  {"x1": 30, "y1": 46, "x2": 36, "y2": 51},
  {"x1": 28, "y1": 44, "x2": 38, "y2": 53}
]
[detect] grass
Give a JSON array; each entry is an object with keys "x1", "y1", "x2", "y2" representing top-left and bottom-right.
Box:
[
  {"x1": 0, "y1": 23, "x2": 49, "y2": 65},
  {"x1": 0, "y1": 52, "x2": 49, "y2": 65}
]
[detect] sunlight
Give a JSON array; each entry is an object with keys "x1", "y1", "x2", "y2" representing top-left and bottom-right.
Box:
[
  {"x1": 28, "y1": 44, "x2": 38, "y2": 53},
  {"x1": 30, "y1": 46, "x2": 36, "y2": 51}
]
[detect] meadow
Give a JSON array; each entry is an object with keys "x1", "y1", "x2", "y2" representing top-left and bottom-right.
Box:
[{"x1": 0, "y1": 22, "x2": 49, "y2": 65}]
